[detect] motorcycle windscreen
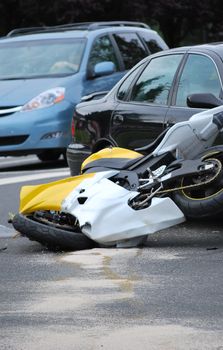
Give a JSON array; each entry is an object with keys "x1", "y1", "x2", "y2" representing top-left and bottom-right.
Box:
[{"x1": 19, "y1": 173, "x2": 95, "y2": 214}]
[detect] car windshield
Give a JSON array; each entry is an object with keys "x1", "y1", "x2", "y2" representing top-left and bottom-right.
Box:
[{"x1": 0, "y1": 38, "x2": 86, "y2": 80}]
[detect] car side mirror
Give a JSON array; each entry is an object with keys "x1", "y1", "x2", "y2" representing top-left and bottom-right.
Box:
[
  {"x1": 88, "y1": 61, "x2": 115, "y2": 79},
  {"x1": 187, "y1": 93, "x2": 223, "y2": 109}
]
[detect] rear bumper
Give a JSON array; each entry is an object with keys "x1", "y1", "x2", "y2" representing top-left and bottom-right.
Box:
[{"x1": 66, "y1": 143, "x2": 91, "y2": 176}]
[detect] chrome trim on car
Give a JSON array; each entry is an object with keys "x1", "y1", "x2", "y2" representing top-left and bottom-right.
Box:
[{"x1": 0, "y1": 106, "x2": 22, "y2": 115}]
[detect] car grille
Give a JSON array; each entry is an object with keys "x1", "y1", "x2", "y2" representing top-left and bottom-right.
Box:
[
  {"x1": 0, "y1": 135, "x2": 28, "y2": 146},
  {"x1": 0, "y1": 106, "x2": 22, "y2": 117}
]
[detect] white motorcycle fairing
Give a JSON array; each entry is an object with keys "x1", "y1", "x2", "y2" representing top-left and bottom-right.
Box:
[
  {"x1": 153, "y1": 106, "x2": 222, "y2": 159},
  {"x1": 61, "y1": 171, "x2": 185, "y2": 246}
]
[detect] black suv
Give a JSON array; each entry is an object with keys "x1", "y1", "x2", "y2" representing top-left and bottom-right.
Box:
[{"x1": 66, "y1": 43, "x2": 223, "y2": 175}]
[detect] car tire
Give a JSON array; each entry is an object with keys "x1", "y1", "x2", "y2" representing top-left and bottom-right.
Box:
[{"x1": 37, "y1": 150, "x2": 62, "y2": 162}]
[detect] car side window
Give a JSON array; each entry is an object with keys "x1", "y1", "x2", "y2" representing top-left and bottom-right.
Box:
[
  {"x1": 117, "y1": 62, "x2": 146, "y2": 100},
  {"x1": 176, "y1": 54, "x2": 222, "y2": 106},
  {"x1": 88, "y1": 35, "x2": 119, "y2": 71},
  {"x1": 130, "y1": 54, "x2": 183, "y2": 105},
  {"x1": 140, "y1": 33, "x2": 164, "y2": 53},
  {"x1": 113, "y1": 32, "x2": 147, "y2": 70}
]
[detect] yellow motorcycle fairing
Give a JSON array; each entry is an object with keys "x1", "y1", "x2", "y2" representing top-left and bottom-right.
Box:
[
  {"x1": 19, "y1": 173, "x2": 95, "y2": 214},
  {"x1": 81, "y1": 147, "x2": 142, "y2": 172}
]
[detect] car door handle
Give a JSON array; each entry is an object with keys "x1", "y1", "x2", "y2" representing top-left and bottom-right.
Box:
[{"x1": 113, "y1": 114, "x2": 124, "y2": 125}]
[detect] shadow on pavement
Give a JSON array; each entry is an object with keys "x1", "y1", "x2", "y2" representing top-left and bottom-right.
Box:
[{"x1": 146, "y1": 218, "x2": 223, "y2": 248}]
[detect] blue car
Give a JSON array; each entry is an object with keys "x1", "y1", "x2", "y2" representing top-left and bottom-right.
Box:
[{"x1": 0, "y1": 21, "x2": 168, "y2": 161}]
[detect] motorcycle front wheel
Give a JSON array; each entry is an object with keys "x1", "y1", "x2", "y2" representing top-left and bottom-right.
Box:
[
  {"x1": 12, "y1": 212, "x2": 96, "y2": 251},
  {"x1": 173, "y1": 148, "x2": 223, "y2": 218}
]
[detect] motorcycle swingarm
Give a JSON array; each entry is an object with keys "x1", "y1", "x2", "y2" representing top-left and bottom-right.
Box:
[{"x1": 162, "y1": 158, "x2": 215, "y2": 184}]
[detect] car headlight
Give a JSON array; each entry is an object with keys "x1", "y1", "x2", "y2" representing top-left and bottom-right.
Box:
[{"x1": 21, "y1": 87, "x2": 65, "y2": 112}]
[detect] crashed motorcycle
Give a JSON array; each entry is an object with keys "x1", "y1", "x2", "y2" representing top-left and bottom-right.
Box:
[{"x1": 12, "y1": 96, "x2": 223, "y2": 250}]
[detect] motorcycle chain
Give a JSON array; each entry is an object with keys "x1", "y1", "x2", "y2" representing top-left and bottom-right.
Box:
[{"x1": 157, "y1": 158, "x2": 222, "y2": 194}]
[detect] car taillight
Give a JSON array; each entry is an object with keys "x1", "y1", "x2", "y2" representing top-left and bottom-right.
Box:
[{"x1": 71, "y1": 118, "x2": 75, "y2": 138}]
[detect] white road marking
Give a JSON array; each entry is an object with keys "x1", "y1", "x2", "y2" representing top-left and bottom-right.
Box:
[
  {"x1": 0, "y1": 170, "x2": 70, "y2": 186},
  {"x1": 0, "y1": 224, "x2": 15, "y2": 237},
  {"x1": 0, "y1": 167, "x2": 69, "y2": 176},
  {"x1": 0, "y1": 156, "x2": 37, "y2": 165}
]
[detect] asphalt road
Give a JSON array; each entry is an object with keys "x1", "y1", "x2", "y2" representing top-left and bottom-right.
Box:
[
  {"x1": 0, "y1": 155, "x2": 69, "y2": 228},
  {"x1": 0, "y1": 156, "x2": 223, "y2": 350}
]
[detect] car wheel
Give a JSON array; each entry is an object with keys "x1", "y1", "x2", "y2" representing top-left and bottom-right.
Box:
[{"x1": 37, "y1": 150, "x2": 62, "y2": 162}]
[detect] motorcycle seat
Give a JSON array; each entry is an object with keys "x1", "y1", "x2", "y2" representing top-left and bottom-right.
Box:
[{"x1": 82, "y1": 155, "x2": 143, "y2": 172}]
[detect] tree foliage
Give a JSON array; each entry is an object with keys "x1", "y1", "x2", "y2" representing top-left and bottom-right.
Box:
[{"x1": 0, "y1": 0, "x2": 223, "y2": 47}]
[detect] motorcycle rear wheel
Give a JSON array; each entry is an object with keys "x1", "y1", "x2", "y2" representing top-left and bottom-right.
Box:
[
  {"x1": 173, "y1": 148, "x2": 223, "y2": 218},
  {"x1": 12, "y1": 213, "x2": 96, "y2": 251}
]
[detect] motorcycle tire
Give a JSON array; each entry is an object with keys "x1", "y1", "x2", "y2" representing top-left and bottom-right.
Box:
[
  {"x1": 172, "y1": 147, "x2": 223, "y2": 219},
  {"x1": 12, "y1": 213, "x2": 96, "y2": 251}
]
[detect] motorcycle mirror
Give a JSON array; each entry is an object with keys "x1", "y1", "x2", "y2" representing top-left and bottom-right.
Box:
[{"x1": 187, "y1": 93, "x2": 223, "y2": 109}]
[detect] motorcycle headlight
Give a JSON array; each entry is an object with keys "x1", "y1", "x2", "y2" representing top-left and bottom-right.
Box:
[{"x1": 21, "y1": 87, "x2": 65, "y2": 112}]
